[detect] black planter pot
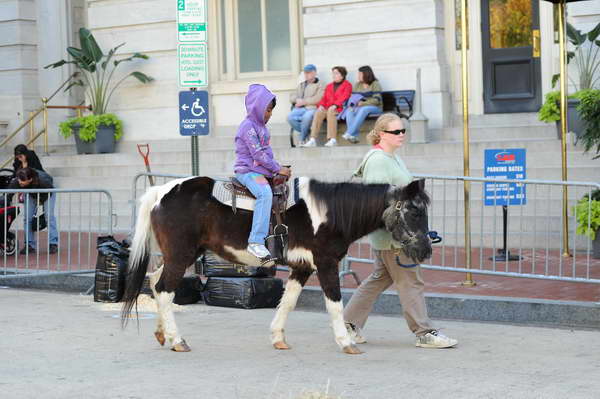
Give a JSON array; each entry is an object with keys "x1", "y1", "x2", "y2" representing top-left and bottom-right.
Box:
[
  {"x1": 555, "y1": 98, "x2": 586, "y2": 141},
  {"x1": 593, "y1": 230, "x2": 600, "y2": 260},
  {"x1": 72, "y1": 124, "x2": 95, "y2": 154},
  {"x1": 95, "y1": 124, "x2": 116, "y2": 153}
]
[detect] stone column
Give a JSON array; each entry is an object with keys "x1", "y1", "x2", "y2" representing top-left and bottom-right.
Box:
[{"x1": 36, "y1": 0, "x2": 85, "y2": 148}]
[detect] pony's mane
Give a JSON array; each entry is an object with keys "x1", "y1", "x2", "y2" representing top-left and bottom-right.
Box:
[{"x1": 308, "y1": 179, "x2": 390, "y2": 242}]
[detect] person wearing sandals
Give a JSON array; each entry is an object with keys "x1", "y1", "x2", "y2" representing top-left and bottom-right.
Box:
[
  {"x1": 343, "y1": 113, "x2": 458, "y2": 349},
  {"x1": 287, "y1": 64, "x2": 324, "y2": 146},
  {"x1": 302, "y1": 66, "x2": 352, "y2": 148},
  {"x1": 342, "y1": 66, "x2": 383, "y2": 144}
]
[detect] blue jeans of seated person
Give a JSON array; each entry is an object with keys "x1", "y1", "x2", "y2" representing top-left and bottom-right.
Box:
[
  {"x1": 23, "y1": 193, "x2": 58, "y2": 249},
  {"x1": 344, "y1": 105, "x2": 381, "y2": 138},
  {"x1": 236, "y1": 172, "x2": 273, "y2": 245},
  {"x1": 287, "y1": 107, "x2": 316, "y2": 142}
]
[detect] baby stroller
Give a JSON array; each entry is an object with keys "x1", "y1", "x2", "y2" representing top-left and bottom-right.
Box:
[{"x1": 0, "y1": 168, "x2": 19, "y2": 255}]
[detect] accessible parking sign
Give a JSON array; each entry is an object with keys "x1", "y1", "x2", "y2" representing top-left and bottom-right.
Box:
[{"x1": 179, "y1": 90, "x2": 209, "y2": 136}]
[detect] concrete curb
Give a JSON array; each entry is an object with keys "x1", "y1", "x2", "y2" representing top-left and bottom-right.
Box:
[
  {"x1": 2, "y1": 274, "x2": 599, "y2": 329},
  {"x1": 296, "y1": 287, "x2": 600, "y2": 330},
  {"x1": 0, "y1": 273, "x2": 95, "y2": 292}
]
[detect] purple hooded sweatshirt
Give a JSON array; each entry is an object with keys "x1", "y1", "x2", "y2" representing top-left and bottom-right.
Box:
[{"x1": 234, "y1": 84, "x2": 281, "y2": 177}]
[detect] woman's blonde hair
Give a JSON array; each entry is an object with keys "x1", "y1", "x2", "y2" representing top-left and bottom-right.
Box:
[{"x1": 367, "y1": 113, "x2": 404, "y2": 145}]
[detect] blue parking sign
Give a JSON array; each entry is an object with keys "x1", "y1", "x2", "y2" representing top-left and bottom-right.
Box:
[
  {"x1": 179, "y1": 90, "x2": 209, "y2": 136},
  {"x1": 484, "y1": 148, "x2": 526, "y2": 206}
]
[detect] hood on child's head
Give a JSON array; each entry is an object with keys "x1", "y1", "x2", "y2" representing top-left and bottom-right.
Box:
[{"x1": 245, "y1": 84, "x2": 275, "y2": 125}]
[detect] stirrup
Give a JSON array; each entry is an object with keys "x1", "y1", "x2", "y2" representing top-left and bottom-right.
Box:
[{"x1": 260, "y1": 256, "x2": 276, "y2": 267}]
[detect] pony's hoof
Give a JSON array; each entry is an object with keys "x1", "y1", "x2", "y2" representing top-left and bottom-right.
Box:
[
  {"x1": 343, "y1": 344, "x2": 363, "y2": 355},
  {"x1": 154, "y1": 331, "x2": 165, "y2": 346},
  {"x1": 171, "y1": 339, "x2": 191, "y2": 352},
  {"x1": 273, "y1": 341, "x2": 291, "y2": 350}
]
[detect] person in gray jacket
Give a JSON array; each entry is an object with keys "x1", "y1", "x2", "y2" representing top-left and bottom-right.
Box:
[
  {"x1": 287, "y1": 64, "x2": 324, "y2": 144},
  {"x1": 8, "y1": 167, "x2": 58, "y2": 254}
]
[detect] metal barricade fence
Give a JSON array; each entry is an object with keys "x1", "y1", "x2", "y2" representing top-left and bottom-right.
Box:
[
  {"x1": 129, "y1": 172, "x2": 600, "y2": 285},
  {"x1": 129, "y1": 172, "x2": 189, "y2": 235},
  {"x1": 0, "y1": 188, "x2": 113, "y2": 279},
  {"x1": 342, "y1": 174, "x2": 600, "y2": 285}
]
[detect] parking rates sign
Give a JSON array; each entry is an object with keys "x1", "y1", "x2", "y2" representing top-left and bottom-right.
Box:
[{"x1": 484, "y1": 148, "x2": 527, "y2": 206}]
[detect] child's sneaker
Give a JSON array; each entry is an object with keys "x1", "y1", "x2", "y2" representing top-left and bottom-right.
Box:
[{"x1": 247, "y1": 243, "x2": 271, "y2": 259}]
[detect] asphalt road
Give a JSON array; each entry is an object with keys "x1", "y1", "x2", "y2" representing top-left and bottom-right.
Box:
[{"x1": 1, "y1": 288, "x2": 599, "y2": 399}]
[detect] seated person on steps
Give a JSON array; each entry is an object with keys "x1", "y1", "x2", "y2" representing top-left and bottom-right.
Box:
[
  {"x1": 302, "y1": 66, "x2": 352, "y2": 148},
  {"x1": 234, "y1": 84, "x2": 291, "y2": 260},
  {"x1": 341, "y1": 65, "x2": 383, "y2": 144},
  {"x1": 287, "y1": 64, "x2": 324, "y2": 146}
]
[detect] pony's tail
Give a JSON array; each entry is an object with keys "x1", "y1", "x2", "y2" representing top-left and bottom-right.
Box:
[{"x1": 121, "y1": 185, "x2": 162, "y2": 327}]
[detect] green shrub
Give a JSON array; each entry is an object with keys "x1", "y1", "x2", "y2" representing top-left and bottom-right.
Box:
[
  {"x1": 573, "y1": 189, "x2": 600, "y2": 240},
  {"x1": 576, "y1": 89, "x2": 600, "y2": 159},
  {"x1": 58, "y1": 113, "x2": 123, "y2": 142}
]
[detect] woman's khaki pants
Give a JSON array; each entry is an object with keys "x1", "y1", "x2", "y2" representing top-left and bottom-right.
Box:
[
  {"x1": 310, "y1": 107, "x2": 338, "y2": 140},
  {"x1": 343, "y1": 249, "x2": 435, "y2": 336}
]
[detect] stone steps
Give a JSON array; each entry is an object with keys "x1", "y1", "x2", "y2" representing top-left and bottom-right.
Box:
[{"x1": 31, "y1": 115, "x2": 599, "y2": 235}]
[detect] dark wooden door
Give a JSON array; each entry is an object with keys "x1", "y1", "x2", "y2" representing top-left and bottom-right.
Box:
[{"x1": 482, "y1": 0, "x2": 542, "y2": 113}]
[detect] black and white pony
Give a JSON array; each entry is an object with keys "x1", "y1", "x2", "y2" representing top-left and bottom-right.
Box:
[{"x1": 122, "y1": 176, "x2": 431, "y2": 354}]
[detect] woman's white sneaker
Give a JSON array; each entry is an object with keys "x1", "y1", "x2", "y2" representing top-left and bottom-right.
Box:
[
  {"x1": 415, "y1": 330, "x2": 458, "y2": 348},
  {"x1": 301, "y1": 138, "x2": 317, "y2": 147},
  {"x1": 324, "y1": 138, "x2": 337, "y2": 147}
]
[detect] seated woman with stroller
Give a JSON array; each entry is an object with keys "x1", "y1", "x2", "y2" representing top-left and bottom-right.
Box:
[
  {"x1": 341, "y1": 65, "x2": 383, "y2": 144},
  {"x1": 13, "y1": 144, "x2": 45, "y2": 172},
  {"x1": 8, "y1": 167, "x2": 58, "y2": 254}
]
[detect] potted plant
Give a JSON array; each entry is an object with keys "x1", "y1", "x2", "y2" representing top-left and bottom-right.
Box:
[
  {"x1": 573, "y1": 189, "x2": 600, "y2": 259},
  {"x1": 541, "y1": 22, "x2": 600, "y2": 140},
  {"x1": 46, "y1": 28, "x2": 153, "y2": 154},
  {"x1": 538, "y1": 91, "x2": 581, "y2": 139},
  {"x1": 59, "y1": 114, "x2": 123, "y2": 154}
]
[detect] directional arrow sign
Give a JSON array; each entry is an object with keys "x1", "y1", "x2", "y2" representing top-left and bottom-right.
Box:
[
  {"x1": 177, "y1": 0, "x2": 207, "y2": 42},
  {"x1": 178, "y1": 43, "x2": 207, "y2": 88}
]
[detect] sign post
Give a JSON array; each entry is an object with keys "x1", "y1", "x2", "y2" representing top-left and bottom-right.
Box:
[
  {"x1": 484, "y1": 148, "x2": 527, "y2": 262},
  {"x1": 179, "y1": 90, "x2": 209, "y2": 175},
  {"x1": 176, "y1": 0, "x2": 209, "y2": 176}
]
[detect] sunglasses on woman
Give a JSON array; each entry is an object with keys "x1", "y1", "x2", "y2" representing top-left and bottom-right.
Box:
[{"x1": 383, "y1": 129, "x2": 406, "y2": 135}]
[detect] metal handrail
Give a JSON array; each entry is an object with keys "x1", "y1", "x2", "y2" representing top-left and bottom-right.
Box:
[
  {"x1": 0, "y1": 130, "x2": 46, "y2": 169},
  {"x1": 0, "y1": 72, "x2": 83, "y2": 158}
]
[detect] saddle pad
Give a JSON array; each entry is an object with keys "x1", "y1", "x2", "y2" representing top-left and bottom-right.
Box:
[{"x1": 212, "y1": 178, "x2": 299, "y2": 212}]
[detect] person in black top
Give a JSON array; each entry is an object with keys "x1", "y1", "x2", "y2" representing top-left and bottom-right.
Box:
[
  {"x1": 13, "y1": 144, "x2": 44, "y2": 173},
  {"x1": 8, "y1": 167, "x2": 58, "y2": 254}
]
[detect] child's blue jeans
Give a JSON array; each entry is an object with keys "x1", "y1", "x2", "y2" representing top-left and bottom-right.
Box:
[{"x1": 235, "y1": 172, "x2": 272, "y2": 245}]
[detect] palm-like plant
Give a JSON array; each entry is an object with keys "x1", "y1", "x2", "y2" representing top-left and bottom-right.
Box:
[
  {"x1": 552, "y1": 22, "x2": 600, "y2": 91},
  {"x1": 45, "y1": 28, "x2": 153, "y2": 115}
]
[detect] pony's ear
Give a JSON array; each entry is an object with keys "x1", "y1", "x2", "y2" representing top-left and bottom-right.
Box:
[{"x1": 403, "y1": 179, "x2": 425, "y2": 199}]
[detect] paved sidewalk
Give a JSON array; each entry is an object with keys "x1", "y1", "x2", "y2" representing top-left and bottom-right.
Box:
[{"x1": 1, "y1": 288, "x2": 599, "y2": 399}]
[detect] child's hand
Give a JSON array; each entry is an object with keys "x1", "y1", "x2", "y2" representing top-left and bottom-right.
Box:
[{"x1": 279, "y1": 167, "x2": 291, "y2": 177}]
